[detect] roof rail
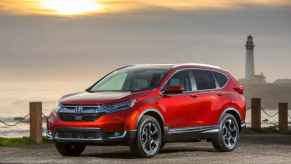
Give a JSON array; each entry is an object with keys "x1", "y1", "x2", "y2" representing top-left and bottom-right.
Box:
[{"x1": 173, "y1": 63, "x2": 222, "y2": 69}]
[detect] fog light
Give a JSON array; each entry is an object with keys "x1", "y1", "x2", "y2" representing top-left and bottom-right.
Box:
[
  {"x1": 107, "y1": 131, "x2": 126, "y2": 139},
  {"x1": 113, "y1": 132, "x2": 122, "y2": 137}
]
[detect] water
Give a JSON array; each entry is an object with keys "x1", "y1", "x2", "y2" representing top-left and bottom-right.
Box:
[
  {"x1": 0, "y1": 81, "x2": 89, "y2": 137},
  {"x1": 0, "y1": 81, "x2": 90, "y2": 117}
]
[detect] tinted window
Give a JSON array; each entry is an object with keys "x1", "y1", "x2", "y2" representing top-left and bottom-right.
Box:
[
  {"x1": 193, "y1": 70, "x2": 216, "y2": 90},
  {"x1": 166, "y1": 70, "x2": 192, "y2": 91},
  {"x1": 213, "y1": 72, "x2": 228, "y2": 87}
]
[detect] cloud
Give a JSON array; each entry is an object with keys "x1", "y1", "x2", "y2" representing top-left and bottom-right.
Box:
[
  {"x1": 0, "y1": 0, "x2": 290, "y2": 16},
  {"x1": 121, "y1": 0, "x2": 291, "y2": 10}
]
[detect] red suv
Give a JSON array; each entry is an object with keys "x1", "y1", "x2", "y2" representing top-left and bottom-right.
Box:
[{"x1": 47, "y1": 64, "x2": 246, "y2": 157}]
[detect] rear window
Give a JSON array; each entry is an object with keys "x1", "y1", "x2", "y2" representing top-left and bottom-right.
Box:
[
  {"x1": 193, "y1": 70, "x2": 216, "y2": 90},
  {"x1": 213, "y1": 72, "x2": 228, "y2": 87}
]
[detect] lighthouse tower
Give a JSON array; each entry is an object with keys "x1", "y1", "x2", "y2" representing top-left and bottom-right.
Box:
[{"x1": 245, "y1": 35, "x2": 255, "y2": 80}]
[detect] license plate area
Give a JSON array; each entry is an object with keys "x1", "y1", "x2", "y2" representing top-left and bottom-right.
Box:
[
  {"x1": 58, "y1": 113, "x2": 98, "y2": 122},
  {"x1": 56, "y1": 128, "x2": 101, "y2": 139}
]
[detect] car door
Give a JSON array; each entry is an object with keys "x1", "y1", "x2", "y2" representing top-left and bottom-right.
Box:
[
  {"x1": 158, "y1": 70, "x2": 197, "y2": 129},
  {"x1": 189, "y1": 69, "x2": 221, "y2": 126}
]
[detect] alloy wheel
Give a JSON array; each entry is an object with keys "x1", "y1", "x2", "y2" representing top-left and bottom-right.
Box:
[
  {"x1": 140, "y1": 121, "x2": 161, "y2": 155},
  {"x1": 222, "y1": 118, "x2": 239, "y2": 149}
]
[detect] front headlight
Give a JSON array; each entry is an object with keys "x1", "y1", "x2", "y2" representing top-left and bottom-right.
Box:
[{"x1": 102, "y1": 99, "x2": 136, "y2": 113}]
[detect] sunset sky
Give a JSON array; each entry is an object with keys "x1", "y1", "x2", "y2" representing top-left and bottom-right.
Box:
[{"x1": 0, "y1": 0, "x2": 291, "y2": 82}]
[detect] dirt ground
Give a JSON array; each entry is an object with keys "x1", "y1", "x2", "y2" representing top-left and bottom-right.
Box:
[{"x1": 1, "y1": 134, "x2": 291, "y2": 164}]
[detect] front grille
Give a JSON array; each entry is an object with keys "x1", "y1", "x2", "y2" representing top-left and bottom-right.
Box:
[
  {"x1": 56, "y1": 128, "x2": 101, "y2": 139},
  {"x1": 58, "y1": 105, "x2": 105, "y2": 122},
  {"x1": 58, "y1": 113, "x2": 100, "y2": 121},
  {"x1": 60, "y1": 105, "x2": 102, "y2": 113}
]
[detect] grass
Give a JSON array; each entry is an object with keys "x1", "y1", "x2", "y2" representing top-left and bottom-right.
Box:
[{"x1": 0, "y1": 137, "x2": 48, "y2": 147}]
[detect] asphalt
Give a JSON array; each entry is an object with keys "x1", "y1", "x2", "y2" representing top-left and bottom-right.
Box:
[{"x1": 1, "y1": 134, "x2": 291, "y2": 164}]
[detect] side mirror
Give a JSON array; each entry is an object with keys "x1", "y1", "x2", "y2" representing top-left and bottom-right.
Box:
[
  {"x1": 164, "y1": 85, "x2": 184, "y2": 94},
  {"x1": 234, "y1": 85, "x2": 244, "y2": 94}
]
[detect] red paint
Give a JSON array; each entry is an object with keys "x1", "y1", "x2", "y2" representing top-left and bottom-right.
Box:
[{"x1": 48, "y1": 64, "x2": 246, "y2": 133}]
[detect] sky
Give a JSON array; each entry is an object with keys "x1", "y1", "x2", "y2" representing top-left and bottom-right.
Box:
[{"x1": 0, "y1": 0, "x2": 291, "y2": 83}]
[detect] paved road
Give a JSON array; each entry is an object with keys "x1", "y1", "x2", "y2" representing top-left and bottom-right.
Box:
[{"x1": 1, "y1": 134, "x2": 291, "y2": 164}]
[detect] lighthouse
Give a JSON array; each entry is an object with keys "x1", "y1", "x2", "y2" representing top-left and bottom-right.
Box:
[
  {"x1": 245, "y1": 35, "x2": 255, "y2": 80},
  {"x1": 243, "y1": 35, "x2": 266, "y2": 84}
]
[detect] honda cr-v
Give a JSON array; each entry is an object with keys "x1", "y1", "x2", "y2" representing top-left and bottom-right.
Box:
[{"x1": 47, "y1": 63, "x2": 246, "y2": 157}]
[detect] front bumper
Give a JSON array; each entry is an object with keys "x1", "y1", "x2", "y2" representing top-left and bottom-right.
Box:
[{"x1": 47, "y1": 127, "x2": 136, "y2": 145}]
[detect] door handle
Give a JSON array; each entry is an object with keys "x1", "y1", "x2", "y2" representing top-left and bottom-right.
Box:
[
  {"x1": 217, "y1": 93, "x2": 223, "y2": 96},
  {"x1": 190, "y1": 95, "x2": 198, "y2": 98}
]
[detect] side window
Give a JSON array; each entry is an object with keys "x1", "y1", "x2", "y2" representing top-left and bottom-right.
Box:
[
  {"x1": 213, "y1": 72, "x2": 228, "y2": 88},
  {"x1": 166, "y1": 70, "x2": 192, "y2": 91},
  {"x1": 193, "y1": 70, "x2": 216, "y2": 90}
]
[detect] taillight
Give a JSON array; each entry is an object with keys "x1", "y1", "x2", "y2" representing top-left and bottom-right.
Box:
[{"x1": 234, "y1": 85, "x2": 244, "y2": 94}]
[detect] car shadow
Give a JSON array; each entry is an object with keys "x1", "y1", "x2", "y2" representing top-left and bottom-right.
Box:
[{"x1": 82, "y1": 146, "x2": 214, "y2": 159}]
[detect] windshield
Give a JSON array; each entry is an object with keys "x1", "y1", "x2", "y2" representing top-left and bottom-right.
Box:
[{"x1": 88, "y1": 67, "x2": 168, "y2": 92}]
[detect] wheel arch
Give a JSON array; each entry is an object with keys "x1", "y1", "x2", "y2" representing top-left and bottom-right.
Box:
[
  {"x1": 137, "y1": 109, "x2": 166, "y2": 142},
  {"x1": 219, "y1": 107, "x2": 242, "y2": 131}
]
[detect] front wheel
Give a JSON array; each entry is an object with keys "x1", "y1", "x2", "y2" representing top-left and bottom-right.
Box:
[
  {"x1": 130, "y1": 115, "x2": 162, "y2": 158},
  {"x1": 55, "y1": 143, "x2": 86, "y2": 156},
  {"x1": 212, "y1": 113, "x2": 240, "y2": 152}
]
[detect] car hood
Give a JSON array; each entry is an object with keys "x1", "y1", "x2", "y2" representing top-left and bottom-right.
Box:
[{"x1": 60, "y1": 91, "x2": 132, "y2": 105}]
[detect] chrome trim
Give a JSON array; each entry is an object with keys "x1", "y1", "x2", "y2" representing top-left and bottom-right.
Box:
[
  {"x1": 59, "y1": 102, "x2": 133, "y2": 114},
  {"x1": 54, "y1": 136, "x2": 103, "y2": 142},
  {"x1": 59, "y1": 105, "x2": 102, "y2": 114},
  {"x1": 173, "y1": 63, "x2": 223, "y2": 70},
  {"x1": 160, "y1": 67, "x2": 230, "y2": 96},
  {"x1": 53, "y1": 130, "x2": 127, "y2": 141},
  {"x1": 201, "y1": 129, "x2": 219, "y2": 133},
  {"x1": 168, "y1": 125, "x2": 218, "y2": 134}
]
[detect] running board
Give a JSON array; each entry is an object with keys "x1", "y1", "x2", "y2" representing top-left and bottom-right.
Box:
[{"x1": 166, "y1": 125, "x2": 219, "y2": 142}]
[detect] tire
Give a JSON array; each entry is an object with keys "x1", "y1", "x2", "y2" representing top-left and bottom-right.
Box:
[
  {"x1": 212, "y1": 113, "x2": 240, "y2": 152},
  {"x1": 130, "y1": 115, "x2": 162, "y2": 158},
  {"x1": 55, "y1": 143, "x2": 86, "y2": 156}
]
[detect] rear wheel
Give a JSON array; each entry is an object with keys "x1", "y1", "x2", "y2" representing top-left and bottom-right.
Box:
[
  {"x1": 212, "y1": 113, "x2": 240, "y2": 152},
  {"x1": 55, "y1": 143, "x2": 86, "y2": 156},
  {"x1": 130, "y1": 115, "x2": 162, "y2": 158}
]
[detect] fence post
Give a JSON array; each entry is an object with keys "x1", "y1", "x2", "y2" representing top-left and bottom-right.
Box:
[
  {"x1": 29, "y1": 102, "x2": 43, "y2": 144},
  {"x1": 251, "y1": 98, "x2": 261, "y2": 130},
  {"x1": 278, "y1": 102, "x2": 288, "y2": 132}
]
